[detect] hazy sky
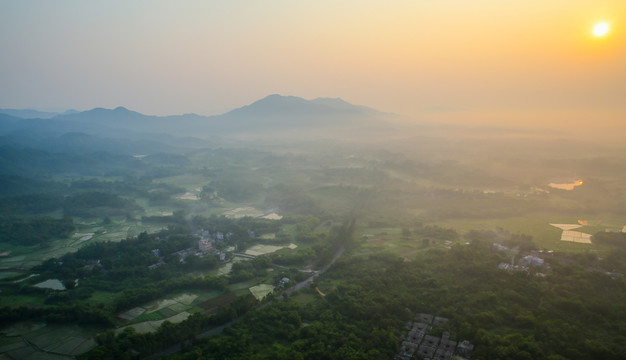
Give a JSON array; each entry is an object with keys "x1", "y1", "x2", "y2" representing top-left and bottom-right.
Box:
[{"x1": 1, "y1": 1, "x2": 624, "y2": 130}]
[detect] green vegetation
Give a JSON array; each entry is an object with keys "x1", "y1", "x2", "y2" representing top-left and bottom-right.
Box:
[
  {"x1": 87, "y1": 242, "x2": 626, "y2": 359},
  {"x1": 2, "y1": 128, "x2": 626, "y2": 359},
  {"x1": 0, "y1": 216, "x2": 74, "y2": 246}
]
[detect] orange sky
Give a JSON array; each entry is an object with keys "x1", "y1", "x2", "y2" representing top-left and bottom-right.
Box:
[{"x1": 1, "y1": 1, "x2": 624, "y2": 132}]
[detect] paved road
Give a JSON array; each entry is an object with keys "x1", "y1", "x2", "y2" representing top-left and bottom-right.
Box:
[{"x1": 286, "y1": 245, "x2": 345, "y2": 296}]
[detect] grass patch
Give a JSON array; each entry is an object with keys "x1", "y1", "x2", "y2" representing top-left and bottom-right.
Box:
[
  {"x1": 0, "y1": 294, "x2": 46, "y2": 307},
  {"x1": 72, "y1": 338, "x2": 98, "y2": 355},
  {"x1": 196, "y1": 292, "x2": 237, "y2": 313},
  {"x1": 194, "y1": 290, "x2": 223, "y2": 303},
  {"x1": 167, "y1": 303, "x2": 189, "y2": 313},
  {"x1": 157, "y1": 307, "x2": 178, "y2": 318},
  {"x1": 3, "y1": 343, "x2": 36, "y2": 359},
  {"x1": 435, "y1": 212, "x2": 614, "y2": 253},
  {"x1": 0, "y1": 341, "x2": 30, "y2": 356},
  {"x1": 228, "y1": 281, "x2": 256, "y2": 291},
  {"x1": 88, "y1": 290, "x2": 118, "y2": 305},
  {"x1": 131, "y1": 311, "x2": 165, "y2": 323},
  {"x1": 289, "y1": 292, "x2": 316, "y2": 305},
  {"x1": 171, "y1": 293, "x2": 198, "y2": 306},
  {"x1": 0, "y1": 272, "x2": 25, "y2": 281},
  {"x1": 0, "y1": 336, "x2": 23, "y2": 348},
  {"x1": 46, "y1": 336, "x2": 85, "y2": 354},
  {"x1": 314, "y1": 278, "x2": 343, "y2": 294},
  {"x1": 354, "y1": 227, "x2": 425, "y2": 258},
  {"x1": 235, "y1": 289, "x2": 251, "y2": 296}
]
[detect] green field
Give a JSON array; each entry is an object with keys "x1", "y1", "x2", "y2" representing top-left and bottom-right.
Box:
[
  {"x1": 0, "y1": 294, "x2": 47, "y2": 307},
  {"x1": 354, "y1": 211, "x2": 624, "y2": 260},
  {"x1": 116, "y1": 311, "x2": 192, "y2": 335},
  {"x1": 88, "y1": 291, "x2": 119, "y2": 306},
  {"x1": 0, "y1": 218, "x2": 167, "y2": 270},
  {"x1": 118, "y1": 289, "x2": 224, "y2": 333},
  {"x1": 436, "y1": 212, "x2": 623, "y2": 252},
  {"x1": 228, "y1": 280, "x2": 256, "y2": 292},
  {"x1": 289, "y1": 291, "x2": 316, "y2": 305},
  {"x1": 249, "y1": 284, "x2": 275, "y2": 300},
  {"x1": 0, "y1": 322, "x2": 100, "y2": 358}
]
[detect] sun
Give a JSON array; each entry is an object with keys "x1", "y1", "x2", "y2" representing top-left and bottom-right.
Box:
[{"x1": 592, "y1": 22, "x2": 610, "y2": 37}]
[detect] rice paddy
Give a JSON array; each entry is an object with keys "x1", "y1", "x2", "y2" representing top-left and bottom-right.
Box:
[
  {"x1": 216, "y1": 255, "x2": 250, "y2": 276},
  {"x1": 0, "y1": 272, "x2": 22, "y2": 280},
  {"x1": 0, "y1": 219, "x2": 166, "y2": 269},
  {"x1": 244, "y1": 243, "x2": 297, "y2": 256},
  {"x1": 116, "y1": 312, "x2": 192, "y2": 335},
  {"x1": 249, "y1": 284, "x2": 275, "y2": 300},
  {"x1": 116, "y1": 291, "x2": 224, "y2": 335},
  {"x1": 260, "y1": 212, "x2": 283, "y2": 220},
  {"x1": 176, "y1": 192, "x2": 199, "y2": 200},
  {"x1": 0, "y1": 322, "x2": 99, "y2": 359},
  {"x1": 223, "y1": 207, "x2": 265, "y2": 218}
]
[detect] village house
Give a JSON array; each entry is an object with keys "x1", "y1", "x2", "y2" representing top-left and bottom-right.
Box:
[
  {"x1": 433, "y1": 332, "x2": 457, "y2": 360},
  {"x1": 198, "y1": 239, "x2": 212, "y2": 253},
  {"x1": 433, "y1": 316, "x2": 450, "y2": 327},
  {"x1": 395, "y1": 314, "x2": 474, "y2": 360},
  {"x1": 416, "y1": 313, "x2": 434, "y2": 324},
  {"x1": 457, "y1": 340, "x2": 474, "y2": 358},
  {"x1": 83, "y1": 259, "x2": 101, "y2": 271},
  {"x1": 520, "y1": 255, "x2": 544, "y2": 267},
  {"x1": 416, "y1": 335, "x2": 440, "y2": 358},
  {"x1": 148, "y1": 259, "x2": 165, "y2": 270},
  {"x1": 398, "y1": 341, "x2": 419, "y2": 360}
]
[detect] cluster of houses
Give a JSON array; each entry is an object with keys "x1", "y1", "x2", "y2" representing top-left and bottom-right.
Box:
[
  {"x1": 148, "y1": 248, "x2": 166, "y2": 270},
  {"x1": 147, "y1": 229, "x2": 250, "y2": 270},
  {"x1": 493, "y1": 243, "x2": 550, "y2": 275},
  {"x1": 395, "y1": 313, "x2": 474, "y2": 360}
]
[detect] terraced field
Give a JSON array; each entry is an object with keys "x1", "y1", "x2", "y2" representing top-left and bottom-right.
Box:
[
  {"x1": 116, "y1": 291, "x2": 225, "y2": 334},
  {"x1": 0, "y1": 322, "x2": 100, "y2": 359}
]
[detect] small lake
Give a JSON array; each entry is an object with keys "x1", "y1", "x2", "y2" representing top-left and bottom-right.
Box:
[{"x1": 33, "y1": 279, "x2": 66, "y2": 290}]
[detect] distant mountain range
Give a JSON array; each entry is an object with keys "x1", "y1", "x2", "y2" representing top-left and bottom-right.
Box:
[
  {"x1": 224, "y1": 94, "x2": 383, "y2": 118},
  {"x1": 0, "y1": 95, "x2": 389, "y2": 139},
  {"x1": 0, "y1": 108, "x2": 78, "y2": 119},
  {"x1": 0, "y1": 95, "x2": 392, "y2": 158}
]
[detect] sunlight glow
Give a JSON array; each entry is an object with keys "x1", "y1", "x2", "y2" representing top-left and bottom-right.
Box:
[{"x1": 593, "y1": 22, "x2": 610, "y2": 37}]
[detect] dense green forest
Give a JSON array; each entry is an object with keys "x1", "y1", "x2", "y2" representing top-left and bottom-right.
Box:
[
  {"x1": 77, "y1": 239, "x2": 626, "y2": 360},
  {"x1": 0, "y1": 216, "x2": 74, "y2": 246}
]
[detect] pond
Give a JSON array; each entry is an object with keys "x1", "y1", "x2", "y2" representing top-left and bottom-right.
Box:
[{"x1": 33, "y1": 279, "x2": 66, "y2": 290}]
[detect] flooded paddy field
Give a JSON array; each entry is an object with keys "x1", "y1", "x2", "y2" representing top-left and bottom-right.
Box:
[{"x1": 116, "y1": 290, "x2": 225, "y2": 334}]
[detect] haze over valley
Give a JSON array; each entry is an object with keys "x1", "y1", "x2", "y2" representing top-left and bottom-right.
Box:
[{"x1": 1, "y1": 2, "x2": 626, "y2": 359}]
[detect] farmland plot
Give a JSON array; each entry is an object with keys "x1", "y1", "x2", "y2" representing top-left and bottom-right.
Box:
[{"x1": 0, "y1": 322, "x2": 99, "y2": 358}]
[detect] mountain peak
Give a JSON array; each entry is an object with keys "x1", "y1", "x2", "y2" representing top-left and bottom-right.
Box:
[
  {"x1": 226, "y1": 94, "x2": 382, "y2": 118},
  {"x1": 253, "y1": 94, "x2": 307, "y2": 105}
]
